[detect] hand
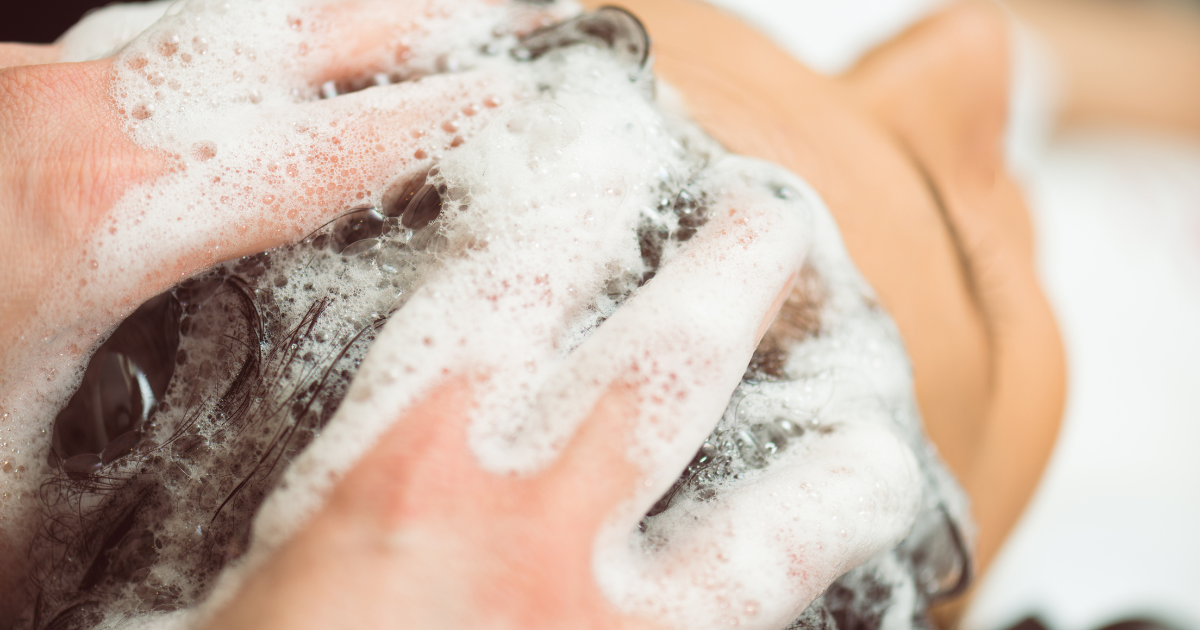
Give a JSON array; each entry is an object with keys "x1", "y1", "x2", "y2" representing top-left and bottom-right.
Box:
[
  {"x1": 1, "y1": 4, "x2": 941, "y2": 625},
  {"x1": 0, "y1": 0, "x2": 558, "y2": 398},
  {"x1": 0, "y1": 0, "x2": 562, "y2": 612},
  {"x1": 197, "y1": 158, "x2": 921, "y2": 630}
]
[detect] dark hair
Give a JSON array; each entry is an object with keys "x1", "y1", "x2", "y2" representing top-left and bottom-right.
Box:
[{"x1": 25, "y1": 243, "x2": 385, "y2": 628}]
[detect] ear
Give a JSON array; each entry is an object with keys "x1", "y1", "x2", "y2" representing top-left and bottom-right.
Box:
[{"x1": 841, "y1": 0, "x2": 1012, "y2": 188}]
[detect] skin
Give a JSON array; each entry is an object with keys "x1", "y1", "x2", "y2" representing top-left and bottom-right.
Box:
[
  {"x1": 612, "y1": 1, "x2": 1065, "y2": 620},
  {"x1": 0, "y1": 0, "x2": 561, "y2": 614},
  {"x1": 20, "y1": 0, "x2": 1200, "y2": 624},
  {"x1": 205, "y1": 379, "x2": 670, "y2": 629}
]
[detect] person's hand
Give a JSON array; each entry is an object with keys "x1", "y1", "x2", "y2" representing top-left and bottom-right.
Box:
[
  {"x1": 0, "y1": 0, "x2": 558, "y2": 399},
  {"x1": 195, "y1": 158, "x2": 922, "y2": 630},
  {"x1": 0, "y1": 3, "x2": 983, "y2": 625},
  {"x1": 0, "y1": 0, "x2": 563, "y2": 611}
]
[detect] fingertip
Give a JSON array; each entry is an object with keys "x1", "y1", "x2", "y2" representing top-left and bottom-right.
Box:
[
  {"x1": 294, "y1": 0, "x2": 567, "y2": 93},
  {"x1": 545, "y1": 383, "x2": 643, "y2": 523}
]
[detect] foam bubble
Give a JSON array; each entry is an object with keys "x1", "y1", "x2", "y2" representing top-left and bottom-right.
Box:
[
  {"x1": 3, "y1": 3, "x2": 970, "y2": 628},
  {"x1": 1, "y1": 0, "x2": 571, "y2": 620}
]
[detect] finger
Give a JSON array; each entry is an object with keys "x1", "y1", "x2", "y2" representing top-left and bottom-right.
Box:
[
  {"x1": 89, "y1": 67, "x2": 524, "y2": 307},
  {"x1": 241, "y1": 72, "x2": 770, "y2": 552},
  {"x1": 237, "y1": 92, "x2": 645, "y2": 548},
  {"x1": 545, "y1": 155, "x2": 812, "y2": 527},
  {"x1": 593, "y1": 172, "x2": 930, "y2": 630},
  {"x1": 112, "y1": 0, "x2": 567, "y2": 103},
  {"x1": 619, "y1": 421, "x2": 922, "y2": 630},
  {"x1": 93, "y1": 0, "x2": 566, "y2": 305},
  {"x1": 295, "y1": 0, "x2": 569, "y2": 90}
]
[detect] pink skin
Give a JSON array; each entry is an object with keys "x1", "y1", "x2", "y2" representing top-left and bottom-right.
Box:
[
  {"x1": 201, "y1": 179, "x2": 810, "y2": 630},
  {"x1": 0, "y1": 0, "x2": 1077, "y2": 624},
  {"x1": 8, "y1": 0, "x2": 1200, "y2": 624},
  {"x1": 0, "y1": 0, "x2": 556, "y2": 382},
  {"x1": 0, "y1": 0, "x2": 556, "y2": 615}
]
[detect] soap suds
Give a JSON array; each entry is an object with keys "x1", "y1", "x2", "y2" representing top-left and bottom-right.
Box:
[
  {"x1": 0, "y1": 0, "x2": 564, "y2": 615},
  {"x1": 3, "y1": 3, "x2": 971, "y2": 629}
]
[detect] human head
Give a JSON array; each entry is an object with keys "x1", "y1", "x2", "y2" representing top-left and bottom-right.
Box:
[{"x1": 0, "y1": 0, "x2": 1065, "y2": 626}]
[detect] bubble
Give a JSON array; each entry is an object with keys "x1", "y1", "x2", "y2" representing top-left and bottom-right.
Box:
[
  {"x1": 100, "y1": 430, "x2": 143, "y2": 465},
  {"x1": 399, "y1": 185, "x2": 442, "y2": 231},
  {"x1": 503, "y1": 100, "x2": 582, "y2": 163},
  {"x1": 62, "y1": 453, "x2": 102, "y2": 477},
  {"x1": 131, "y1": 103, "x2": 156, "y2": 120},
  {"x1": 6, "y1": 5, "x2": 964, "y2": 628},
  {"x1": 154, "y1": 32, "x2": 181, "y2": 57},
  {"x1": 772, "y1": 184, "x2": 796, "y2": 200},
  {"x1": 332, "y1": 207, "x2": 388, "y2": 253},
  {"x1": 192, "y1": 141, "x2": 217, "y2": 161}
]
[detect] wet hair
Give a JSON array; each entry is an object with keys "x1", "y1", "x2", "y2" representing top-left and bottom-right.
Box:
[
  {"x1": 24, "y1": 226, "x2": 389, "y2": 628},
  {"x1": 17, "y1": 9, "x2": 970, "y2": 628},
  {"x1": 21, "y1": 179, "x2": 968, "y2": 630}
]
